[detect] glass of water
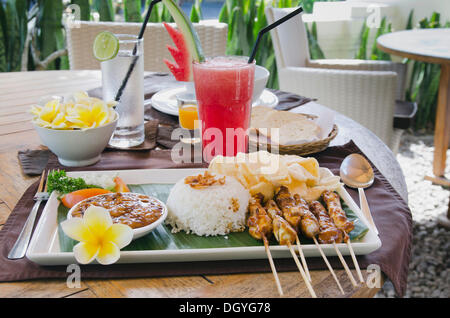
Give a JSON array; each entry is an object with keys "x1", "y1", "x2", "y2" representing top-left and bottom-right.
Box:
[{"x1": 101, "y1": 34, "x2": 144, "y2": 148}]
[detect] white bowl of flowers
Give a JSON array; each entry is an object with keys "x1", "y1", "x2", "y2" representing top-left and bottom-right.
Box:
[{"x1": 31, "y1": 92, "x2": 119, "y2": 167}]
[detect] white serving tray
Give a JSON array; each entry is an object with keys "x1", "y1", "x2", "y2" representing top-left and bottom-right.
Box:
[{"x1": 26, "y1": 168, "x2": 381, "y2": 266}]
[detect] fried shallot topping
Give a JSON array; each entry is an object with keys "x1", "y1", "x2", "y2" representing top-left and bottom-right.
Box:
[{"x1": 184, "y1": 171, "x2": 226, "y2": 189}]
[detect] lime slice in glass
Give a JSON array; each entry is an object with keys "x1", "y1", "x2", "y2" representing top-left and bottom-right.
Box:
[{"x1": 93, "y1": 31, "x2": 119, "y2": 61}]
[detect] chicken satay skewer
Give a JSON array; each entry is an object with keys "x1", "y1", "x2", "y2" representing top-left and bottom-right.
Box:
[
  {"x1": 309, "y1": 201, "x2": 358, "y2": 287},
  {"x1": 312, "y1": 237, "x2": 345, "y2": 295},
  {"x1": 323, "y1": 191, "x2": 364, "y2": 284},
  {"x1": 293, "y1": 195, "x2": 344, "y2": 295},
  {"x1": 333, "y1": 242, "x2": 358, "y2": 287},
  {"x1": 262, "y1": 234, "x2": 283, "y2": 296},
  {"x1": 274, "y1": 187, "x2": 311, "y2": 282},
  {"x1": 247, "y1": 195, "x2": 283, "y2": 296},
  {"x1": 265, "y1": 201, "x2": 316, "y2": 298}
]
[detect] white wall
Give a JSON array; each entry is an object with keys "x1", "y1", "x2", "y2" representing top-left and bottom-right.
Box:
[
  {"x1": 347, "y1": 0, "x2": 450, "y2": 27},
  {"x1": 304, "y1": 0, "x2": 450, "y2": 59}
]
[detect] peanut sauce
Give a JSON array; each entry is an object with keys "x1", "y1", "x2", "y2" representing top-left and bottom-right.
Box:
[{"x1": 71, "y1": 192, "x2": 164, "y2": 229}]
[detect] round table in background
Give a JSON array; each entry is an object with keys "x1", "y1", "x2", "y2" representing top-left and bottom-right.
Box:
[
  {"x1": 377, "y1": 28, "x2": 450, "y2": 226},
  {"x1": 0, "y1": 70, "x2": 407, "y2": 298},
  {"x1": 378, "y1": 29, "x2": 450, "y2": 183}
]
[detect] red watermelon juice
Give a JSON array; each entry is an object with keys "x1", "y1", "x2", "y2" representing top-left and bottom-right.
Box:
[{"x1": 193, "y1": 56, "x2": 255, "y2": 161}]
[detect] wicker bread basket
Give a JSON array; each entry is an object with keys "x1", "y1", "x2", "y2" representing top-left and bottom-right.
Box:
[{"x1": 248, "y1": 121, "x2": 338, "y2": 156}]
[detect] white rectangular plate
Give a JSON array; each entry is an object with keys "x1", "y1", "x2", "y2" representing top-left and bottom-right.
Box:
[{"x1": 27, "y1": 168, "x2": 381, "y2": 266}]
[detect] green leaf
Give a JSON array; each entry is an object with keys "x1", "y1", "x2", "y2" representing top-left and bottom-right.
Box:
[
  {"x1": 161, "y1": 2, "x2": 174, "y2": 22},
  {"x1": 254, "y1": 0, "x2": 266, "y2": 40},
  {"x1": 306, "y1": 22, "x2": 325, "y2": 59},
  {"x1": 190, "y1": 0, "x2": 203, "y2": 23},
  {"x1": 124, "y1": 0, "x2": 142, "y2": 22},
  {"x1": 2, "y1": 0, "x2": 22, "y2": 71},
  {"x1": 218, "y1": 1, "x2": 229, "y2": 24},
  {"x1": 37, "y1": 0, "x2": 66, "y2": 70},
  {"x1": 0, "y1": 3, "x2": 8, "y2": 72},
  {"x1": 355, "y1": 21, "x2": 369, "y2": 60},
  {"x1": 189, "y1": 2, "x2": 200, "y2": 22},
  {"x1": 405, "y1": 9, "x2": 414, "y2": 30},
  {"x1": 0, "y1": 12, "x2": 6, "y2": 72},
  {"x1": 149, "y1": 1, "x2": 162, "y2": 22},
  {"x1": 94, "y1": 0, "x2": 114, "y2": 22}
]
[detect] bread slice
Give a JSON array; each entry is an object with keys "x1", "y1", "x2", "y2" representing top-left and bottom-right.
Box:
[{"x1": 251, "y1": 106, "x2": 273, "y2": 128}]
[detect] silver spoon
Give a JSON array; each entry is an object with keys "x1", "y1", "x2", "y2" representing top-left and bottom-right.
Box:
[{"x1": 340, "y1": 154, "x2": 379, "y2": 235}]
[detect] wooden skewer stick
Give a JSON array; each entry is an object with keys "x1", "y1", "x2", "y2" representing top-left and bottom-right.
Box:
[
  {"x1": 313, "y1": 237, "x2": 345, "y2": 295},
  {"x1": 295, "y1": 236, "x2": 311, "y2": 282},
  {"x1": 346, "y1": 240, "x2": 364, "y2": 284},
  {"x1": 287, "y1": 243, "x2": 317, "y2": 298},
  {"x1": 262, "y1": 235, "x2": 284, "y2": 296},
  {"x1": 333, "y1": 242, "x2": 358, "y2": 287}
]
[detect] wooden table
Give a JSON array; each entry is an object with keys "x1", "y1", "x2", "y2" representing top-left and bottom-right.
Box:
[
  {"x1": 378, "y1": 29, "x2": 450, "y2": 185},
  {"x1": 0, "y1": 70, "x2": 407, "y2": 298}
]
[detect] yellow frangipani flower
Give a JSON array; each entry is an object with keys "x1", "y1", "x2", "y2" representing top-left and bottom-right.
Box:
[
  {"x1": 67, "y1": 101, "x2": 110, "y2": 128},
  {"x1": 34, "y1": 99, "x2": 61, "y2": 127},
  {"x1": 30, "y1": 92, "x2": 116, "y2": 130},
  {"x1": 61, "y1": 206, "x2": 133, "y2": 265}
]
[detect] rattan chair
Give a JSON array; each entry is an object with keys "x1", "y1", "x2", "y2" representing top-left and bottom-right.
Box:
[
  {"x1": 266, "y1": 6, "x2": 408, "y2": 152},
  {"x1": 66, "y1": 21, "x2": 228, "y2": 72}
]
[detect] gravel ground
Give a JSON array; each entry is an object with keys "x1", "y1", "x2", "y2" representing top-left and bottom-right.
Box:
[{"x1": 376, "y1": 131, "x2": 450, "y2": 298}]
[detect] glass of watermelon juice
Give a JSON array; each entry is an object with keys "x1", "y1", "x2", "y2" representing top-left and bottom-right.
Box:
[{"x1": 192, "y1": 56, "x2": 255, "y2": 162}]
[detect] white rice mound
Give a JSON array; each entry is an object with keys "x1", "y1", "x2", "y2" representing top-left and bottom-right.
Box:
[{"x1": 165, "y1": 174, "x2": 250, "y2": 236}]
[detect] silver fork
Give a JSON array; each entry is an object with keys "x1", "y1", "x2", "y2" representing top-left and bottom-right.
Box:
[{"x1": 8, "y1": 170, "x2": 50, "y2": 259}]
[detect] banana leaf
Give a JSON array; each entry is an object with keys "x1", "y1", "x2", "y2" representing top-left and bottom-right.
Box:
[
  {"x1": 94, "y1": 0, "x2": 114, "y2": 21},
  {"x1": 124, "y1": 0, "x2": 142, "y2": 22},
  {"x1": 57, "y1": 184, "x2": 368, "y2": 253},
  {"x1": 71, "y1": 0, "x2": 91, "y2": 21}
]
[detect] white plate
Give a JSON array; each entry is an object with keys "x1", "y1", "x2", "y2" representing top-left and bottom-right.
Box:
[
  {"x1": 149, "y1": 87, "x2": 279, "y2": 116},
  {"x1": 26, "y1": 168, "x2": 381, "y2": 266}
]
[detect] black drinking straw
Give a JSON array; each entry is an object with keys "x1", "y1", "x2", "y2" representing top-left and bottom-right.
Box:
[
  {"x1": 248, "y1": 6, "x2": 303, "y2": 64},
  {"x1": 114, "y1": 0, "x2": 162, "y2": 102}
]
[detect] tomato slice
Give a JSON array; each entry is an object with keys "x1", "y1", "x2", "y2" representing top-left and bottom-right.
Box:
[
  {"x1": 114, "y1": 177, "x2": 130, "y2": 192},
  {"x1": 61, "y1": 188, "x2": 112, "y2": 209}
]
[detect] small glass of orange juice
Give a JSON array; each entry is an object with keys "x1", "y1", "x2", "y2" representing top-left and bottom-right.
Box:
[{"x1": 176, "y1": 92, "x2": 201, "y2": 144}]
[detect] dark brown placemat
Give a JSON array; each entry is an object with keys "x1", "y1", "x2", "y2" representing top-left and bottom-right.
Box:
[
  {"x1": 106, "y1": 119, "x2": 159, "y2": 151},
  {"x1": 4, "y1": 141, "x2": 412, "y2": 297}
]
